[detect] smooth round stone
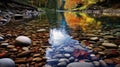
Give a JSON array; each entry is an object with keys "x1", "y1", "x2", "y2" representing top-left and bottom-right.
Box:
[
  {"x1": 37, "y1": 29, "x2": 46, "y2": 32},
  {"x1": 57, "y1": 62, "x2": 67, "y2": 66},
  {"x1": 0, "y1": 58, "x2": 15, "y2": 67},
  {"x1": 90, "y1": 37, "x2": 99, "y2": 41},
  {"x1": 69, "y1": 57, "x2": 75, "y2": 62},
  {"x1": 1, "y1": 43, "x2": 9, "y2": 46},
  {"x1": 64, "y1": 53, "x2": 71, "y2": 58},
  {"x1": 59, "y1": 58, "x2": 69, "y2": 63},
  {"x1": 53, "y1": 54, "x2": 64, "y2": 58},
  {"x1": 15, "y1": 36, "x2": 32, "y2": 46},
  {"x1": 22, "y1": 47, "x2": 29, "y2": 51},
  {"x1": 67, "y1": 62, "x2": 94, "y2": 67},
  {"x1": 102, "y1": 43, "x2": 117, "y2": 47}
]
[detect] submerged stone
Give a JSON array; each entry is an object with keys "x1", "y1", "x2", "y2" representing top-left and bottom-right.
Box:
[{"x1": 67, "y1": 62, "x2": 94, "y2": 67}]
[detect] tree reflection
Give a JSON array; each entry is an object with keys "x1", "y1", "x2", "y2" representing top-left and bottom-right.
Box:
[{"x1": 64, "y1": 12, "x2": 101, "y2": 33}]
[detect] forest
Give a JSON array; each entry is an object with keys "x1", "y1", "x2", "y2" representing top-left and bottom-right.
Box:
[{"x1": 0, "y1": 0, "x2": 120, "y2": 10}]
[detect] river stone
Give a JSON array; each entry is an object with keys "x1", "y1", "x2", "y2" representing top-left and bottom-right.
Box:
[
  {"x1": 1, "y1": 43, "x2": 9, "y2": 46},
  {"x1": 22, "y1": 47, "x2": 29, "y2": 51},
  {"x1": 93, "y1": 61, "x2": 100, "y2": 67},
  {"x1": 115, "y1": 64, "x2": 120, "y2": 67},
  {"x1": 7, "y1": 45, "x2": 15, "y2": 49},
  {"x1": 0, "y1": 58, "x2": 15, "y2": 67},
  {"x1": 15, "y1": 36, "x2": 32, "y2": 47},
  {"x1": 53, "y1": 54, "x2": 64, "y2": 58},
  {"x1": 99, "y1": 60, "x2": 108, "y2": 67},
  {"x1": 90, "y1": 37, "x2": 99, "y2": 41},
  {"x1": 102, "y1": 43, "x2": 117, "y2": 47},
  {"x1": 0, "y1": 36, "x2": 4, "y2": 41},
  {"x1": 64, "y1": 53, "x2": 71, "y2": 58},
  {"x1": 57, "y1": 62, "x2": 67, "y2": 66},
  {"x1": 37, "y1": 29, "x2": 46, "y2": 32},
  {"x1": 59, "y1": 58, "x2": 69, "y2": 63},
  {"x1": 67, "y1": 62, "x2": 94, "y2": 67},
  {"x1": 69, "y1": 57, "x2": 75, "y2": 62},
  {"x1": 47, "y1": 59, "x2": 59, "y2": 65}
]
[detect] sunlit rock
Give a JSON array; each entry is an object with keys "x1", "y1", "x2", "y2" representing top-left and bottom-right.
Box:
[
  {"x1": 1, "y1": 43, "x2": 9, "y2": 46},
  {"x1": 90, "y1": 37, "x2": 99, "y2": 41},
  {"x1": 102, "y1": 43, "x2": 117, "y2": 47},
  {"x1": 15, "y1": 36, "x2": 32, "y2": 47},
  {"x1": 37, "y1": 29, "x2": 46, "y2": 32},
  {"x1": 0, "y1": 58, "x2": 15, "y2": 67}
]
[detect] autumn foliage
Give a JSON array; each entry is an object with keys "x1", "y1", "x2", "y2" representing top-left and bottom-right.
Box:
[
  {"x1": 64, "y1": 0, "x2": 82, "y2": 9},
  {"x1": 64, "y1": 0, "x2": 97, "y2": 10},
  {"x1": 64, "y1": 12, "x2": 101, "y2": 33}
]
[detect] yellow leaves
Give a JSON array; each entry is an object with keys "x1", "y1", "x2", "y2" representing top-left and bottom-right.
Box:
[
  {"x1": 64, "y1": 0, "x2": 97, "y2": 10},
  {"x1": 64, "y1": 12, "x2": 81, "y2": 29},
  {"x1": 64, "y1": 0, "x2": 82, "y2": 9},
  {"x1": 64, "y1": 12, "x2": 101, "y2": 33}
]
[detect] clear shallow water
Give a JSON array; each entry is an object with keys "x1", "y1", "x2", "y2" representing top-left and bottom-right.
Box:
[{"x1": 45, "y1": 10, "x2": 120, "y2": 67}]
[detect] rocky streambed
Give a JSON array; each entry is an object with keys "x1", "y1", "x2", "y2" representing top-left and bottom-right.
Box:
[{"x1": 0, "y1": 11, "x2": 120, "y2": 67}]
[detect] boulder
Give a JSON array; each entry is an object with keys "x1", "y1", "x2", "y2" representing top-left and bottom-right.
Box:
[{"x1": 15, "y1": 36, "x2": 32, "y2": 47}]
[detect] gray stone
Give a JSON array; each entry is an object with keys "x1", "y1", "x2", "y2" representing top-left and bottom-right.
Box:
[
  {"x1": 57, "y1": 62, "x2": 67, "y2": 66},
  {"x1": 64, "y1": 53, "x2": 71, "y2": 58},
  {"x1": 93, "y1": 61, "x2": 100, "y2": 67},
  {"x1": 59, "y1": 58, "x2": 69, "y2": 63},
  {"x1": 99, "y1": 60, "x2": 108, "y2": 67},
  {"x1": 53, "y1": 54, "x2": 64, "y2": 58},
  {"x1": 67, "y1": 62, "x2": 94, "y2": 67},
  {"x1": 15, "y1": 36, "x2": 32, "y2": 46},
  {"x1": 0, "y1": 58, "x2": 15, "y2": 67},
  {"x1": 69, "y1": 57, "x2": 75, "y2": 62}
]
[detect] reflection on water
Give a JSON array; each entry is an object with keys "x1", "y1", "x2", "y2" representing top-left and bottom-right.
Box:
[
  {"x1": 64, "y1": 12, "x2": 101, "y2": 33},
  {"x1": 45, "y1": 10, "x2": 120, "y2": 67}
]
